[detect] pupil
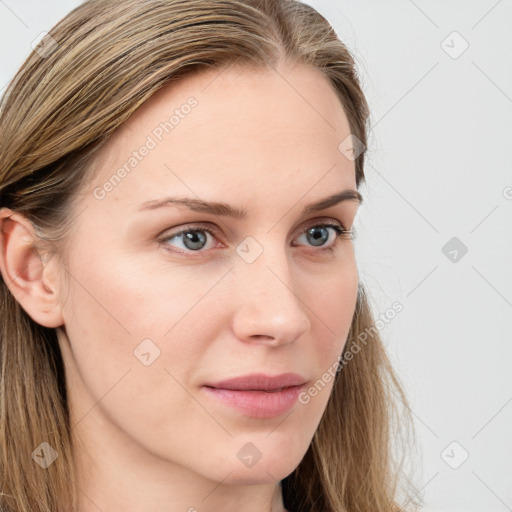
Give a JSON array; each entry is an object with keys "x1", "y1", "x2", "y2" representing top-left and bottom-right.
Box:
[
  {"x1": 184, "y1": 230, "x2": 207, "y2": 250},
  {"x1": 308, "y1": 226, "x2": 328, "y2": 247}
]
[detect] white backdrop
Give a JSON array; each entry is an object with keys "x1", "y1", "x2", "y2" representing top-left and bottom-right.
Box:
[{"x1": 1, "y1": 1, "x2": 511, "y2": 511}]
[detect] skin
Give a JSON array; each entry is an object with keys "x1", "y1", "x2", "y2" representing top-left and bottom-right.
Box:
[{"x1": 0, "y1": 60, "x2": 361, "y2": 512}]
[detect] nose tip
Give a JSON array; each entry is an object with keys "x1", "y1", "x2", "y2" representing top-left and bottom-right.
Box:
[{"x1": 231, "y1": 263, "x2": 311, "y2": 347}]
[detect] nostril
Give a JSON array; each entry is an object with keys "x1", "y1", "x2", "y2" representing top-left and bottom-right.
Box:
[{"x1": 251, "y1": 334, "x2": 275, "y2": 341}]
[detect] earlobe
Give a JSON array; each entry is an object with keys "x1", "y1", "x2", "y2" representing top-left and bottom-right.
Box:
[{"x1": 0, "y1": 207, "x2": 64, "y2": 328}]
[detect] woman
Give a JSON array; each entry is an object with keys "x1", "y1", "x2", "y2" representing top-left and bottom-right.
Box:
[{"x1": 0, "y1": 1, "x2": 419, "y2": 511}]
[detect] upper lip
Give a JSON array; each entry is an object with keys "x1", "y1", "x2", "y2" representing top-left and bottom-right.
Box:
[{"x1": 204, "y1": 373, "x2": 306, "y2": 391}]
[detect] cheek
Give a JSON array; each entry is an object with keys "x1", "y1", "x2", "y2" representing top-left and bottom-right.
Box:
[
  {"x1": 59, "y1": 258, "x2": 225, "y2": 459},
  {"x1": 59, "y1": 250, "x2": 228, "y2": 410},
  {"x1": 61, "y1": 245, "x2": 223, "y2": 343},
  {"x1": 307, "y1": 256, "x2": 359, "y2": 363}
]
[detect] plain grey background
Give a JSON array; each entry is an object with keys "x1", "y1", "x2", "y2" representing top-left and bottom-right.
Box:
[{"x1": 1, "y1": 1, "x2": 511, "y2": 511}]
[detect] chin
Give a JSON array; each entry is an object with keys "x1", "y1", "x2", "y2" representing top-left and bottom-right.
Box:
[
  {"x1": 224, "y1": 442, "x2": 305, "y2": 484},
  {"x1": 221, "y1": 460, "x2": 298, "y2": 485}
]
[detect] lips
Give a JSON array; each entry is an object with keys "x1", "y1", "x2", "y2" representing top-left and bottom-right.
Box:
[
  {"x1": 204, "y1": 372, "x2": 306, "y2": 391},
  {"x1": 202, "y1": 373, "x2": 307, "y2": 418}
]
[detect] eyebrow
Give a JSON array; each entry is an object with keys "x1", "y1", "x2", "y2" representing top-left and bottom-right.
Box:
[{"x1": 138, "y1": 189, "x2": 362, "y2": 218}]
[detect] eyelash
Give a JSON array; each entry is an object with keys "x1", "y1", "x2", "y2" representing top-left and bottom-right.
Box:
[{"x1": 158, "y1": 220, "x2": 355, "y2": 257}]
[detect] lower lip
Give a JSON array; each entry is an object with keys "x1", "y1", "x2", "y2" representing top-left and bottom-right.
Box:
[{"x1": 202, "y1": 385, "x2": 304, "y2": 418}]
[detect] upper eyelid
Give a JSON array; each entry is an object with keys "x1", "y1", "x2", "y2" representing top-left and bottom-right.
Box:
[{"x1": 159, "y1": 217, "x2": 347, "y2": 240}]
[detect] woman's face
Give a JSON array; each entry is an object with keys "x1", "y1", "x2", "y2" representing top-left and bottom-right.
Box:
[{"x1": 57, "y1": 61, "x2": 361, "y2": 486}]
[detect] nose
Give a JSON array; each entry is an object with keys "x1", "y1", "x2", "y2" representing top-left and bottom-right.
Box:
[{"x1": 230, "y1": 248, "x2": 311, "y2": 347}]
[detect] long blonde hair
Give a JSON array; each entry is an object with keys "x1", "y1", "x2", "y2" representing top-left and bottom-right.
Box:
[{"x1": 0, "y1": 1, "x2": 420, "y2": 510}]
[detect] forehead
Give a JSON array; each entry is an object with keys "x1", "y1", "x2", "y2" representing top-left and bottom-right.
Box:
[{"x1": 84, "y1": 62, "x2": 356, "y2": 211}]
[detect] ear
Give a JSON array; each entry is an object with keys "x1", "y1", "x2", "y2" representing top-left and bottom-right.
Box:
[{"x1": 0, "y1": 207, "x2": 64, "y2": 328}]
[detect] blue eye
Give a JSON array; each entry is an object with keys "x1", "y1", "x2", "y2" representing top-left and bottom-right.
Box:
[
  {"x1": 159, "y1": 224, "x2": 217, "y2": 253},
  {"x1": 295, "y1": 223, "x2": 349, "y2": 249},
  {"x1": 159, "y1": 221, "x2": 354, "y2": 255}
]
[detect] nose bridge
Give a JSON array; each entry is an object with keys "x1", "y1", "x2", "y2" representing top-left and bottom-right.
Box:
[{"x1": 231, "y1": 237, "x2": 311, "y2": 345}]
